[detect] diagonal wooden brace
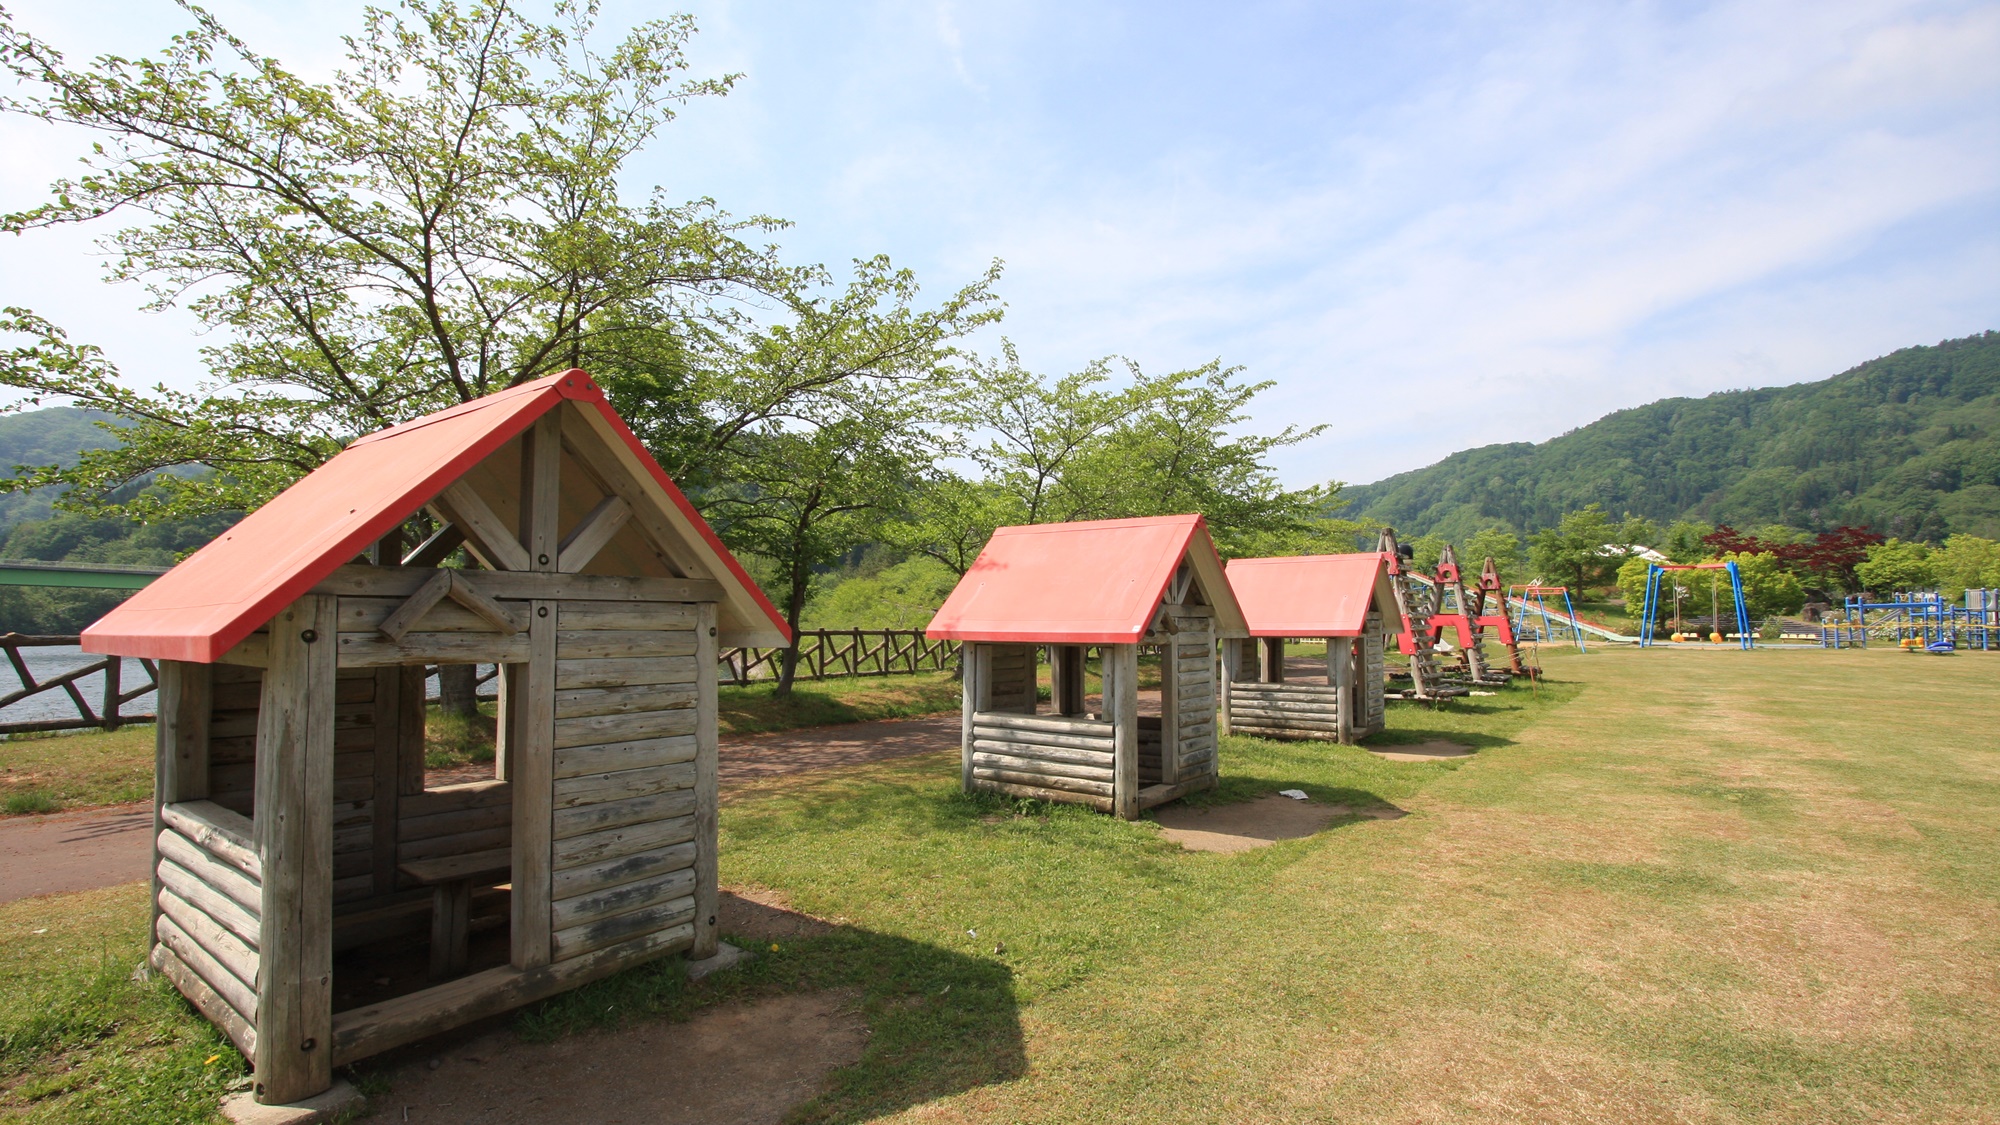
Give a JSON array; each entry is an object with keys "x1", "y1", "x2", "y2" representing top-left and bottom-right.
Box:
[
  {"x1": 445, "y1": 572, "x2": 527, "y2": 633},
  {"x1": 556, "y1": 495, "x2": 631, "y2": 573},
  {"x1": 376, "y1": 570, "x2": 452, "y2": 642}
]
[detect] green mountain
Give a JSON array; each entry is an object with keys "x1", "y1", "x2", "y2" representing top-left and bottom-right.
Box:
[
  {"x1": 0, "y1": 406, "x2": 127, "y2": 540},
  {"x1": 1342, "y1": 331, "x2": 2000, "y2": 543}
]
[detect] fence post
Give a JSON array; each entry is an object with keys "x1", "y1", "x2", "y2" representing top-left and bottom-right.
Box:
[{"x1": 101, "y1": 657, "x2": 122, "y2": 731}]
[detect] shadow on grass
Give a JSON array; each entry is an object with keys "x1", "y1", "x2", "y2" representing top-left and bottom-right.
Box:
[
  {"x1": 1361, "y1": 726, "x2": 1516, "y2": 751},
  {"x1": 506, "y1": 922, "x2": 1025, "y2": 1125}
]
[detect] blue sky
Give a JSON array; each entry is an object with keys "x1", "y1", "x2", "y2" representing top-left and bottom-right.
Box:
[{"x1": 2, "y1": 0, "x2": 1996, "y2": 489}]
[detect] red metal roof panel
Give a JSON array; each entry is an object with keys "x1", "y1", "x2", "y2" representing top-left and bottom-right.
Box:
[
  {"x1": 926, "y1": 515, "x2": 1225, "y2": 644},
  {"x1": 81, "y1": 370, "x2": 788, "y2": 662},
  {"x1": 1225, "y1": 553, "x2": 1395, "y2": 637}
]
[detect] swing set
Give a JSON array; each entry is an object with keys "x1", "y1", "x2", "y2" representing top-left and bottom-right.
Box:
[
  {"x1": 1508, "y1": 585, "x2": 1588, "y2": 652},
  {"x1": 1637, "y1": 561, "x2": 1753, "y2": 649}
]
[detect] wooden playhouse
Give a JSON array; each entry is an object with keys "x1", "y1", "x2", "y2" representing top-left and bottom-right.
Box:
[
  {"x1": 925, "y1": 515, "x2": 1248, "y2": 819},
  {"x1": 1219, "y1": 553, "x2": 1395, "y2": 743},
  {"x1": 81, "y1": 370, "x2": 788, "y2": 1106}
]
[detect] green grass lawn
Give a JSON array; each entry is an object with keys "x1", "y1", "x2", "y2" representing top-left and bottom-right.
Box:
[{"x1": 4, "y1": 648, "x2": 1996, "y2": 1122}]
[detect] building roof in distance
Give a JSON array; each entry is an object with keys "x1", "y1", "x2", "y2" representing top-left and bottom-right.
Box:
[
  {"x1": 1224, "y1": 553, "x2": 1398, "y2": 637},
  {"x1": 926, "y1": 514, "x2": 1246, "y2": 644}
]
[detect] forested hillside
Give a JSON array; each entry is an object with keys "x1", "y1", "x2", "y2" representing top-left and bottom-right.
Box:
[
  {"x1": 0, "y1": 406, "x2": 123, "y2": 539},
  {"x1": 1344, "y1": 331, "x2": 2000, "y2": 543}
]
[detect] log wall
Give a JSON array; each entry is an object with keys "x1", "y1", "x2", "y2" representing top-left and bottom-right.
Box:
[
  {"x1": 152, "y1": 799, "x2": 263, "y2": 1057},
  {"x1": 1360, "y1": 611, "x2": 1386, "y2": 734},
  {"x1": 983, "y1": 644, "x2": 1038, "y2": 714},
  {"x1": 544, "y1": 603, "x2": 700, "y2": 964},
  {"x1": 968, "y1": 710, "x2": 1116, "y2": 812},
  {"x1": 1226, "y1": 681, "x2": 1345, "y2": 740}
]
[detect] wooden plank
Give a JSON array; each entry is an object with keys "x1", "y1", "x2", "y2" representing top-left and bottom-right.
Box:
[
  {"x1": 554, "y1": 761, "x2": 694, "y2": 809},
  {"x1": 329, "y1": 922, "x2": 694, "y2": 1066},
  {"x1": 157, "y1": 858, "x2": 260, "y2": 948},
  {"x1": 552, "y1": 630, "x2": 697, "y2": 660},
  {"x1": 551, "y1": 840, "x2": 697, "y2": 901},
  {"x1": 373, "y1": 569, "x2": 452, "y2": 643},
  {"x1": 556, "y1": 494, "x2": 633, "y2": 573},
  {"x1": 556, "y1": 601, "x2": 698, "y2": 630},
  {"x1": 554, "y1": 683, "x2": 697, "y2": 720},
  {"x1": 398, "y1": 847, "x2": 511, "y2": 886},
  {"x1": 553, "y1": 734, "x2": 696, "y2": 780},
  {"x1": 553, "y1": 656, "x2": 697, "y2": 691},
  {"x1": 161, "y1": 802, "x2": 259, "y2": 880},
  {"x1": 336, "y1": 631, "x2": 529, "y2": 668},
  {"x1": 371, "y1": 668, "x2": 402, "y2": 896},
  {"x1": 1333, "y1": 635, "x2": 1356, "y2": 745},
  {"x1": 960, "y1": 643, "x2": 983, "y2": 795},
  {"x1": 967, "y1": 738, "x2": 1113, "y2": 768},
  {"x1": 399, "y1": 666, "x2": 427, "y2": 798},
  {"x1": 970, "y1": 725, "x2": 1114, "y2": 753},
  {"x1": 216, "y1": 632, "x2": 268, "y2": 668},
  {"x1": 552, "y1": 812, "x2": 696, "y2": 870},
  {"x1": 553, "y1": 788, "x2": 697, "y2": 842},
  {"x1": 252, "y1": 594, "x2": 337, "y2": 1105},
  {"x1": 972, "y1": 778, "x2": 1113, "y2": 812},
  {"x1": 553, "y1": 707, "x2": 696, "y2": 750},
  {"x1": 435, "y1": 481, "x2": 532, "y2": 572},
  {"x1": 152, "y1": 943, "x2": 256, "y2": 1059},
  {"x1": 446, "y1": 570, "x2": 529, "y2": 633},
  {"x1": 971, "y1": 711, "x2": 1115, "y2": 737},
  {"x1": 1108, "y1": 644, "x2": 1139, "y2": 820},
  {"x1": 158, "y1": 829, "x2": 261, "y2": 913},
  {"x1": 154, "y1": 665, "x2": 207, "y2": 950},
  {"x1": 1138, "y1": 774, "x2": 1216, "y2": 810},
  {"x1": 1159, "y1": 636, "x2": 1180, "y2": 787},
  {"x1": 157, "y1": 889, "x2": 259, "y2": 1011},
  {"x1": 973, "y1": 766, "x2": 1113, "y2": 797},
  {"x1": 551, "y1": 868, "x2": 695, "y2": 931},
  {"x1": 312, "y1": 564, "x2": 724, "y2": 604},
  {"x1": 400, "y1": 802, "x2": 512, "y2": 843},
  {"x1": 342, "y1": 596, "x2": 504, "y2": 635},
  {"x1": 510, "y1": 588, "x2": 557, "y2": 970},
  {"x1": 971, "y1": 752, "x2": 1115, "y2": 783},
  {"x1": 399, "y1": 779, "x2": 511, "y2": 819},
  {"x1": 552, "y1": 895, "x2": 696, "y2": 962},
  {"x1": 399, "y1": 826, "x2": 513, "y2": 863}
]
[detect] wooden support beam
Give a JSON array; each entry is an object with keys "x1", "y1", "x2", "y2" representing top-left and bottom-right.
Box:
[
  {"x1": 253, "y1": 595, "x2": 337, "y2": 1105},
  {"x1": 511, "y1": 411, "x2": 560, "y2": 970},
  {"x1": 1218, "y1": 640, "x2": 1237, "y2": 737},
  {"x1": 312, "y1": 565, "x2": 722, "y2": 604},
  {"x1": 1108, "y1": 644, "x2": 1139, "y2": 821},
  {"x1": 556, "y1": 495, "x2": 631, "y2": 574},
  {"x1": 692, "y1": 601, "x2": 719, "y2": 960},
  {"x1": 402, "y1": 524, "x2": 465, "y2": 568},
  {"x1": 1333, "y1": 636, "x2": 1356, "y2": 745},
  {"x1": 445, "y1": 571, "x2": 527, "y2": 633},
  {"x1": 371, "y1": 668, "x2": 403, "y2": 896},
  {"x1": 556, "y1": 405, "x2": 707, "y2": 580},
  {"x1": 152, "y1": 660, "x2": 211, "y2": 954},
  {"x1": 375, "y1": 570, "x2": 452, "y2": 643},
  {"x1": 961, "y1": 644, "x2": 986, "y2": 795},
  {"x1": 433, "y1": 482, "x2": 530, "y2": 572},
  {"x1": 1158, "y1": 636, "x2": 1180, "y2": 786}
]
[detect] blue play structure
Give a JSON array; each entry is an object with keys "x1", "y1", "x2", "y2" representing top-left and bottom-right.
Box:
[
  {"x1": 1822, "y1": 589, "x2": 1997, "y2": 651},
  {"x1": 1637, "y1": 561, "x2": 1752, "y2": 650},
  {"x1": 1508, "y1": 584, "x2": 1588, "y2": 652}
]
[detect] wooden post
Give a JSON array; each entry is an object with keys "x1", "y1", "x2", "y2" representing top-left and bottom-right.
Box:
[
  {"x1": 1217, "y1": 638, "x2": 1237, "y2": 737},
  {"x1": 254, "y1": 596, "x2": 337, "y2": 1105},
  {"x1": 692, "y1": 601, "x2": 720, "y2": 959},
  {"x1": 1333, "y1": 636, "x2": 1355, "y2": 745},
  {"x1": 1108, "y1": 644, "x2": 1139, "y2": 820},
  {"x1": 397, "y1": 667, "x2": 426, "y2": 798},
  {"x1": 1159, "y1": 636, "x2": 1180, "y2": 786},
  {"x1": 960, "y1": 643, "x2": 985, "y2": 794},
  {"x1": 494, "y1": 665, "x2": 518, "y2": 782},
  {"x1": 1260, "y1": 637, "x2": 1284, "y2": 683},
  {"x1": 152, "y1": 661, "x2": 212, "y2": 956},
  {"x1": 510, "y1": 410, "x2": 560, "y2": 970},
  {"x1": 369, "y1": 667, "x2": 403, "y2": 896}
]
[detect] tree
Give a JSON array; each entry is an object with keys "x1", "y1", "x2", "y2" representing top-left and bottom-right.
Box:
[
  {"x1": 881, "y1": 474, "x2": 1026, "y2": 576},
  {"x1": 1855, "y1": 539, "x2": 1935, "y2": 594},
  {"x1": 1660, "y1": 520, "x2": 1712, "y2": 564},
  {"x1": 1461, "y1": 528, "x2": 1522, "y2": 583},
  {"x1": 0, "y1": 0, "x2": 795, "y2": 519},
  {"x1": 806, "y1": 557, "x2": 960, "y2": 630},
  {"x1": 1407, "y1": 534, "x2": 1449, "y2": 575},
  {"x1": 1929, "y1": 535, "x2": 2000, "y2": 599},
  {"x1": 1528, "y1": 505, "x2": 1654, "y2": 591}
]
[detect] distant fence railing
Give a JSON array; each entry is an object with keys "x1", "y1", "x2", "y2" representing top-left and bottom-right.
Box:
[
  {"x1": 721, "y1": 629, "x2": 959, "y2": 686},
  {"x1": 0, "y1": 629, "x2": 958, "y2": 734},
  {"x1": 0, "y1": 634, "x2": 158, "y2": 735}
]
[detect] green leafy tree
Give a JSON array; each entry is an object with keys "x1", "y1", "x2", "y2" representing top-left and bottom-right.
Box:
[
  {"x1": 1928, "y1": 535, "x2": 2000, "y2": 600},
  {"x1": 1407, "y1": 534, "x2": 1449, "y2": 575},
  {"x1": 1660, "y1": 520, "x2": 1713, "y2": 564},
  {"x1": 0, "y1": 0, "x2": 797, "y2": 518},
  {"x1": 1855, "y1": 539, "x2": 1936, "y2": 594},
  {"x1": 1460, "y1": 528, "x2": 1522, "y2": 584},
  {"x1": 805, "y1": 557, "x2": 960, "y2": 630},
  {"x1": 1528, "y1": 505, "x2": 1654, "y2": 591},
  {"x1": 881, "y1": 474, "x2": 1027, "y2": 576}
]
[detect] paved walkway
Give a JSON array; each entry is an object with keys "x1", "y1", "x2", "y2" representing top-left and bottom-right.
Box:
[{"x1": 0, "y1": 714, "x2": 961, "y2": 905}]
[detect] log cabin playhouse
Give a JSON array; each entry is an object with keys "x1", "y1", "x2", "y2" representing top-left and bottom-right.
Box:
[
  {"x1": 1219, "y1": 554, "x2": 1396, "y2": 744},
  {"x1": 80, "y1": 370, "x2": 789, "y2": 1106},
  {"x1": 926, "y1": 516, "x2": 1248, "y2": 820}
]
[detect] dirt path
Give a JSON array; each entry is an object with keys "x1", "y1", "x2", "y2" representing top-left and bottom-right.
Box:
[{"x1": 0, "y1": 713, "x2": 961, "y2": 905}]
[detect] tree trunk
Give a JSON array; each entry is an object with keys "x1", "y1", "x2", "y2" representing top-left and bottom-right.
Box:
[
  {"x1": 773, "y1": 556, "x2": 810, "y2": 699},
  {"x1": 438, "y1": 664, "x2": 479, "y2": 717}
]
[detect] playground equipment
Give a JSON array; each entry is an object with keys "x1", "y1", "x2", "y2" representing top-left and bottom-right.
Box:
[
  {"x1": 1637, "y1": 561, "x2": 1752, "y2": 650},
  {"x1": 80, "y1": 370, "x2": 789, "y2": 1106},
  {"x1": 1378, "y1": 529, "x2": 1469, "y2": 701},
  {"x1": 1823, "y1": 589, "x2": 1997, "y2": 651},
  {"x1": 1509, "y1": 584, "x2": 1590, "y2": 652},
  {"x1": 927, "y1": 515, "x2": 1248, "y2": 819},
  {"x1": 1422, "y1": 547, "x2": 1519, "y2": 684},
  {"x1": 1221, "y1": 552, "x2": 1393, "y2": 743}
]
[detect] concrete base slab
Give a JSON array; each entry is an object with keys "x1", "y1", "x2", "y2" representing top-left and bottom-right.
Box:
[
  {"x1": 686, "y1": 941, "x2": 753, "y2": 982},
  {"x1": 221, "y1": 1079, "x2": 363, "y2": 1125}
]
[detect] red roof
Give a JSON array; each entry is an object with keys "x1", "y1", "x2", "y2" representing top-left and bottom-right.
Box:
[
  {"x1": 1225, "y1": 553, "x2": 1396, "y2": 637},
  {"x1": 926, "y1": 515, "x2": 1245, "y2": 644},
  {"x1": 82, "y1": 370, "x2": 787, "y2": 662}
]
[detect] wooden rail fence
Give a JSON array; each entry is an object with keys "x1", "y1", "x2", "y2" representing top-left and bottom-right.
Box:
[{"x1": 0, "y1": 629, "x2": 959, "y2": 733}]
